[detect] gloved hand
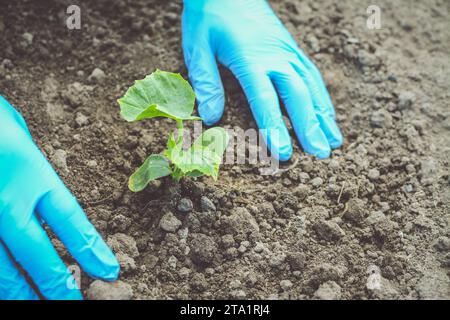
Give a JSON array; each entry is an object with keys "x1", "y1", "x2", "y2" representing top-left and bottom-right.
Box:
[
  {"x1": 182, "y1": 0, "x2": 343, "y2": 160},
  {"x1": 0, "y1": 96, "x2": 119, "y2": 300}
]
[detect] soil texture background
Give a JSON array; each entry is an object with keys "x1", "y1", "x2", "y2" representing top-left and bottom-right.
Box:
[{"x1": 0, "y1": 0, "x2": 449, "y2": 299}]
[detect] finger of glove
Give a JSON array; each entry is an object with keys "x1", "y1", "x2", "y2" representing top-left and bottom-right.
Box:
[
  {"x1": 290, "y1": 61, "x2": 343, "y2": 149},
  {"x1": 270, "y1": 66, "x2": 331, "y2": 159},
  {"x1": 36, "y1": 178, "x2": 119, "y2": 282},
  {"x1": 0, "y1": 96, "x2": 32, "y2": 138},
  {"x1": 0, "y1": 241, "x2": 39, "y2": 300},
  {"x1": 182, "y1": 23, "x2": 224, "y2": 125},
  {"x1": 235, "y1": 68, "x2": 293, "y2": 161},
  {"x1": 295, "y1": 48, "x2": 337, "y2": 120},
  {"x1": 0, "y1": 211, "x2": 82, "y2": 300}
]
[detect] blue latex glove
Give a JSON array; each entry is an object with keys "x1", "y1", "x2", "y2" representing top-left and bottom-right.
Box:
[
  {"x1": 0, "y1": 96, "x2": 119, "y2": 300},
  {"x1": 182, "y1": 0, "x2": 343, "y2": 160}
]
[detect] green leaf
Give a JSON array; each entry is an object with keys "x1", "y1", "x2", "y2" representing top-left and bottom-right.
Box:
[
  {"x1": 118, "y1": 70, "x2": 201, "y2": 122},
  {"x1": 170, "y1": 128, "x2": 229, "y2": 180},
  {"x1": 185, "y1": 170, "x2": 204, "y2": 178},
  {"x1": 172, "y1": 146, "x2": 221, "y2": 178},
  {"x1": 163, "y1": 130, "x2": 179, "y2": 161},
  {"x1": 128, "y1": 154, "x2": 171, "y2": 192},
  {"x1": 171, "y1": 167, "x2": 185, "y2": 182},
  {"x1": 166, "y1": 131, "x2": 177, "y2": 150}
]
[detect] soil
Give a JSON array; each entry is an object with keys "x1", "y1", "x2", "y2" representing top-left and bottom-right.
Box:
[{"x1": 1, "y1": 0, "x2": 449, "y2": 300}]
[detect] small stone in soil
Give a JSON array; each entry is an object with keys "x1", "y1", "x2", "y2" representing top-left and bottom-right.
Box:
[
  {"x1": 88, "y1": 67, "x2": 106, "y2": 83},
  {"x1": 51, "y1": 149, "x2": 69, "y2": 173},
  {"x1": 367, "y1": 168, "x2": 380, "y2": 180},
  {"x1": 22, "y1": 32, "x2": 33, "y2": 46},
  {"x1": 314, "y1": 281, "x2": 342, "y2": 300},
  {"x1": 328, "y1": 159, "x2": 340, "y2": 170},
  {"x1": 75, "y1": 112, "x2": 89, "y2": 127},
  {"x1": 237, "y1": 244, "x2": 247, "y2": 253},
  {"x1": 2, "y1": 59, "x2": 13, "y2": 69},
  {"x1": 434, "y1": 236, "x2": 450, "y2": 252},
  {"x1": 298, "y1": 172, "x2": 310, "y2": 183},
  {"x1": 398, "y1": 91, "x2": 415, "y2": 110},
  {"x1": 225, "y1": 247, "x2": 238, "y2": 260},
  {"x1": 314, "y1": 220, "x2": 345, "y2": 241},
  {"x1": 343, "y1": 198, "x2": 366, "y2": 224},
  {"x1": 365, "y1": 211, "x2": 386, "y2": 226},
  {"x1": 254, "y1": 242, "x2": 265, "y2": 253},
  {"x1": 87, "y1": 280, "x2": 133, "y2": 300},
  {"x1": 420, "y1": 157, "x2": 438, "y2": 185},
  {"x1": 107, "y1": 233, "x2": 139, "y2": 258},
  {"x1": 221, "y1": 234, "x2": 236, "y2": 249},
  {"x1": 87, "y1": 160, "x2": 97, "y2": 168},
  {"x1": 159, "y1": 211, "x2": 182, "y2": 233},
  {"x1": 190, "y1": 233, "x2": 217, "y2": 266},
  {"x1": 229, "y1": 279, "x2": 242, "y2": 290},
  {"x1": 370, "y1": 109, "x2": 393, "y2": 128},
  {"x1": 177, "y1": 198, "x2": 193, "y2": 213},
  {"x1": 280, "y1": 280, "x2": 293, "y2": 291},
  {"x1": 137, "y1": 283, "x2": 148, "y2": 293},
  {"x1": 230, "y1": 290, "x2": 246, "y2": 299},
  {"x1": 220, "y1": 207, "x2": 260, "y2": 239},
  {"x1": 269, "y1": 253, "x2": 286, "y2": 269},
  {"x1": 294, "y1": 184, "x2": 310, "y2": 200},
  {"x1": 310, "y1": 177, "x2": 324, "y2": 187},
  {"x1": 357, "y1": 49, "x2": 379, "y2": 67},
  {"x1": 200, "y1": 196, "x2": 216, "y2": 212},
  {"x1": 116, "y1": 252, "x2": 136, "y2": 273},
  {"x1": 190, "y1": 273, "x2": 207, "y2": 292},
  {"x1": 287, "y1": 252, "x2": 306, "y2": 271}
]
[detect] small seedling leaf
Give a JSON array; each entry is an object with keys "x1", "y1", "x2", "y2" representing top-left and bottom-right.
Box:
[
  {"x1": 118, "y1": 70, "x2": 201, "y2": 122},
  {"x1": 171, "y1": 128, "x2": 229, "y2": 179},
  {"x1": 128, "y1": 154, "x2": 171, "y2": 192}
]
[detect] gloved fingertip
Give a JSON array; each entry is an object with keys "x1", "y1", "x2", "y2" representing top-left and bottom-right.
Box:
[
  {"x1": 325, "y1": 122, "x2": 343, "y2": 149},
  {"x1": 313, "y1": 148, "x2": 332, "y2": 159},
  {"x1": 302, "y1": 136, "x2": 331, "y2": 159},
  {"x1": 315, "y1": 114, "x2": 343, "y2": 150},
  {"x1": 329, "y1": 132, "x2": 343, "y2": 149},
  {"x1": 198, "y1": 94, "x2": 225, "y2": 126},
  {"x1": 264, "y1": 129, "x2": 293, "y2": 162},
  {"x1": 275, "y1": 143, "x2": 293, "y2": 162},
  {"x1": 80, "y1": 238, "x2": 121, "y2": 281},
  {"x1": 97, "y1": 259, "x2": 120, "y2": 282},
  {"x1": 36, "y1": 186, "x2": 121, "y2": 283}
]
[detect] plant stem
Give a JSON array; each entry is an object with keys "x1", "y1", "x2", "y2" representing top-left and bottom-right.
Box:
[
  {"x1": 171, "y1": 120, "x2": 185, "y2": 181},
  {"x1": 176, "y1": 120, "x2": 184, "y2": 146},
  {"x1": 172, "y1": 166, "x2": 183, "y2": 181}
]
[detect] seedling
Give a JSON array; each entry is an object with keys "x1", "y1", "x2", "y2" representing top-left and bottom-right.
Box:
[{"x1": 118, "y1": 70, "x2": 229, "y2": 192}]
